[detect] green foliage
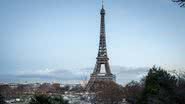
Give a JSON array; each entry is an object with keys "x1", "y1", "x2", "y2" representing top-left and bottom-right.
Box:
[
  {"x1": 0, "y1": 94, "x2": 6, "y2": 104},
  {"x1": 174, "y1": 71, "x2": 185, "y2": 104},
  {"x1": 138, "y1": 66, "x2": 177, "y2": 104},
  {"x1": 29, "y1": 94, "x2": 68, "y2": 104},
  {"x1": 124, "y1": 66, "x2": 185, "y2": 104},
  {"x1": 29, "y1": 94, "x2": 50, "y2": 104}
]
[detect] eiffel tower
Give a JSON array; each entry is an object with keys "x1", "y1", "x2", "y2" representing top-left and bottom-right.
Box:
[{"x1": 86, "y1": 1, "x2": 116, "y2": 91}]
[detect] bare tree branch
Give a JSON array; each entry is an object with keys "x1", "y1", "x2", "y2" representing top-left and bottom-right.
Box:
[{"x1": 172, "y1": 0, "x2": 185, "y2": 7}]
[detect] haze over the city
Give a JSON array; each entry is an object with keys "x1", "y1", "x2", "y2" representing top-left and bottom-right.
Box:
[{"x1": 0, "y1": 0, "x2": 185, "y2": 84}]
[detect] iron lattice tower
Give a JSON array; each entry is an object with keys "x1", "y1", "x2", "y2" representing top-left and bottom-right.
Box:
[
  {"x1": 93, "y1": 3, "x2": 111, "y2": 75},
  {"x1": 86, "y1": 2, "x2": 116, "y2": 91}
]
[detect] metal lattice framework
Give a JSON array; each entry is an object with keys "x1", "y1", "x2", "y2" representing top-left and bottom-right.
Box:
[{"x1": 86, "y1": 2, "x2": 116, "y2": 91}]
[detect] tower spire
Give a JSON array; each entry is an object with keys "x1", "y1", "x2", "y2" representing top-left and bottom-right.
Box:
[{"x1": 102, "y1": 0, "x2": 104, "y2": 9}]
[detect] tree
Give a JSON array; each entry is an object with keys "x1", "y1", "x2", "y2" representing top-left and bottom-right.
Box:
[
  {"x1": 94, "y1": 81, "x2": 124, "y2": 104},
  {"x1": 172, "y1": 0, "x2": 185, "y2": 7},
  {"x1": 0, "y1": 85, "x2": 13, "y2": 98},
  {"x1": 29, "y1": 94, "x2": 68, "y2": 104},
  {"x1": 172, "y1": 71, "x2": 185, "y2": 104},
  {"x1": 138, "y1": 66, "x2": 177, "y2": 104},
  {"x1": 0, "y1": 94, "x2": 6, "y2": 104},
  {"x1": 124, "y1": 81, "x2": 144, "y2": 104}
]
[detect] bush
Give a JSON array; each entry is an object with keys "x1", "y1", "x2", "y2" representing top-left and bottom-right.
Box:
[{"x1": 29, "y1": 94, "x2": 68, "y2": 104}]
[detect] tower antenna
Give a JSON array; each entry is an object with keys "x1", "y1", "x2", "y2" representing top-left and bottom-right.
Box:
[{"x1": 102, "y1": 0, "x2": 104, "y2": 8}]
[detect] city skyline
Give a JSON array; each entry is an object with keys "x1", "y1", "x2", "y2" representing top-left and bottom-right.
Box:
[{"x1": 0, "y1": 0, "x2": 185, "y2": 84}]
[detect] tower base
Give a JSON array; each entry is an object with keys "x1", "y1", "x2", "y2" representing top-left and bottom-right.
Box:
[{"x1": 85, "y1": 73, "x2": 116, "y2": 91}]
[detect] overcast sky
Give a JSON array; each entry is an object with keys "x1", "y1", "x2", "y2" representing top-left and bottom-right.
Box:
[{"x1": 0, "y1": 0, "x2": 185, "y2": 84}]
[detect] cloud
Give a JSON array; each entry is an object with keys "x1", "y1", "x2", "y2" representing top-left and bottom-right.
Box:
[
  {"x1": 15, "y1": 68, "x2": 82, "y2": 83},
  {"x1": 78, "y1": 66, "x2": 149, "y2": 85},
  {"x1": 111, "y1": 66, "x2": 149, "y2": 85},
  {"x1": 0, "y1": 66, "x2": 149, "y2": 85}
]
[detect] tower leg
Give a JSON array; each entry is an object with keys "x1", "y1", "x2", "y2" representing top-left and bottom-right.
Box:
[
  {"x1": 105, "y1": 62, "x2": 111, "y2": 74},
  {"x1": 93, "y1": 62, "x2": 101, "y2": 74}
]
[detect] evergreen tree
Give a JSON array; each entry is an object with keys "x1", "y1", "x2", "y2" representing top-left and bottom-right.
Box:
[{"x1": 138, "y1": 66, "x2": 177, "y2": 104}]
